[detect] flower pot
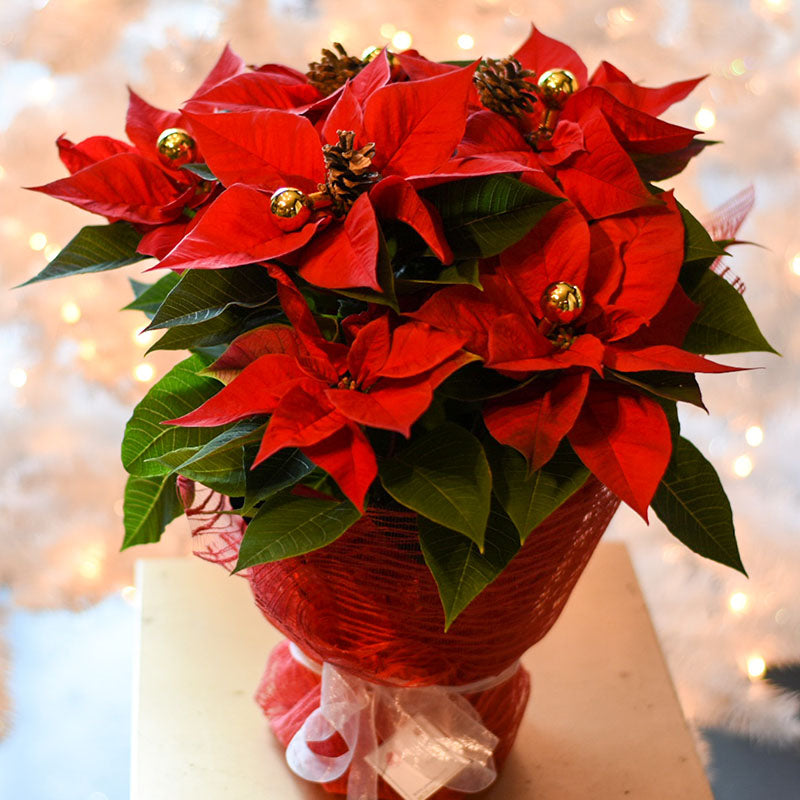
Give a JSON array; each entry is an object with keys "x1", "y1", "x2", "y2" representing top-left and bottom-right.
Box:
[{"x1": 180, "y1": 477, "x2": 619, "y2": 799}]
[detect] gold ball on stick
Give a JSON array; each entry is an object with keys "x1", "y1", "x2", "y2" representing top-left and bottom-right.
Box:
[
  {"x1": 270, "y1": 187, "x2": 312, "y2": 231},
  {"x1": 540, "y1": 282, "x2": 584, "y2": 325},
  {"x1": 537, "y1": 69, "x2": 579, "y2": 110},
  {"x1": 156, "y1": 128, "x2": 197, "y2": 167},
  {"x1": 361, "y1": 46, "x2": 382, "y2": 63}
]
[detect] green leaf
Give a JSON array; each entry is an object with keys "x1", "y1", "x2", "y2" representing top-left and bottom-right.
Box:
[
  {"x1": 121, "y1": 353, "x2": 227, "y2": 477},
  {"x1": 379, "y1": 423, "x2": 491, "y2": 548},
  {"x1": 147, "y1": 265, "x2": 277, "y2": 330},
  {"x1": 243, "y1": 448, "x2": 316, "y2": 512},
  {"x1": 147, "y1": 305, "x2": 280, "y2": 353},
  {"x1": 683, "y1": 270, "x2": 778, "y2": 355},
  {"x1": 125, "y1": 273, "x2": 182, "y2": 317},
  {"x1": 122, "y1": 473, "x2": 183, "y2": 549},
  {"x1": 606, "y1": 369, "x2": 706, "y2": 410},
  {"x1": 181, "y1": 163, "x2": 217, "y2": 181},
  {"x1": 155, "y1": 444, "x2": 249, "y2": 497},
  {"x1": 423, "y1": 175, "x2": 564, "y2": 258},
  {"x1": 17, "y1": 222, "x2": 147, "y2": 286},
  {"x1": 678, "y1": 202, "x2": 729, "y2": 263},
  {"x1": 651, "y1": 436, "x2": 746, "y2": 574},
  {"x1": 488, "y1": 439, "x2": 589, "y2": 541},
  {"x1": 234, "y1": 492, "x2": 362, "y2": 570},
  {"x1": 419, "y1": 500, "x2": 521, "y2": 630},
  {"x1": 396, "y1": 259, "x2": 483, "y2": 291}
]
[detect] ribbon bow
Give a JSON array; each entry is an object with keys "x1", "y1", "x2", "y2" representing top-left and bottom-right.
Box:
[{"x1": 285, "y1": 643, "x2": 515, "y2": 800}]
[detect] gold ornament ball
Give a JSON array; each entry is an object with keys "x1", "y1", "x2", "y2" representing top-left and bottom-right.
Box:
[
  {"x1": 270, "y1": 187, "x2": 312, "y2": 231},
  {"x1": 156, "y1": 128, "x2": 197, "y2": 167},
  {"x1": 537, "y1": 69, "x2": 579, "y2": 110},
  {"x1": 540, "y1": 282, "x2": 584, "y2": 325}
]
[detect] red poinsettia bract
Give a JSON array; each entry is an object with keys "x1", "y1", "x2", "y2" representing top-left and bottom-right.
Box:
[
  {"x1": 155, "y1": 59, "x2": 530, "y2": 292},
  {"x1": 414, "y1": 198, "x2": 738, "y2": 517},
  {"x1": 169, "y1": 270, "x2": 473, "y2": 509}
]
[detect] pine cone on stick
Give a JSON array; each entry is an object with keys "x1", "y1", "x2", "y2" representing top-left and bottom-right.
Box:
[
  {"x1": 321, "y1": 131, "x2": 379, "y2": 216},
  {"x1": 474, "y1": 57, "x2": 538, "y2": 118},
  {"x1": 307, "y1": 43, "x2": 365, "y2": 96}
]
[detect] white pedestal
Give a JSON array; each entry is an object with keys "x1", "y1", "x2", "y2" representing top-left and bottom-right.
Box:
[{"x1": 131, "y1": 542, "x2": 713, "y2": 799}]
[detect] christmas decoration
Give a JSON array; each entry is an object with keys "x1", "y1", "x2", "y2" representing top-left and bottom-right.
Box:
[
  {"x1": 155, "y1": 128, "x2": 197, "y2": 167},
  {"x1": 12, "y1": 14, "x2": 784, "y2": 800}
]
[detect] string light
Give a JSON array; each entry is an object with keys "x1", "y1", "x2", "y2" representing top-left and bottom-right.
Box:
[
  {"x1": 733, "y1": 454, "x2": 753, "y2": 477},
  {"x1": 28, "y1": 231, "x2": 47, "y2": 251},
  {"x1": 132, "y1": 327, "x2": 156, "y2": 347},
  {"x1": 694, "y1": 106, "x2": 716, "y2": 131},
  {"x1": 745, "y1": 425, "x2": 764, "y2": 447},
  {"x1": 8, "y1": 367, "x2": 27, "y2": 388},
  {"x1": 753, "y1": 0, "x2": 791, "y2": 13},
  {"x1": 379, "y1": 23, "x2": 396, "y2": 39},
  {"x1": 391, "y1": 30, "x2": 413, "y2": 50},
  {"x1": 78, "y1": 544, "x2": 105, "y2": 580},
  {"x1": 0, "y1": 164, "x2": 5, "y2": 180},
  {"x1": 44, "y1": 243, "x2": 61, "y2": 261},
  {"x1": 790, "y1": 252, "x2": 800, "y2": 276},
  {"x1": 729, "y1": 592, "x2": 749, "y2": 613},
  {"x1": 133, "y1": 363, "x2": 155, "y2": 382},
  {"x1": 729, "y1": 58, "x2": 747, "y2": 76},
  {"x1": 457, "y1": 33, "x2": 475, "y2": 50},
  {"x1": 121, "y1": 585, "x2": 138, "y2": 605},
  {"x1": 60, "y1": 301, "x2": 81, "y2": 324},
  {"x1": 747, "y1": 655, "x2": 766, "y2": 679},
  {"x1": 78, "y1": 339, "x2": 97, "y2": 360},
  {"x1": 608, "y1": 6, "x2": 636, "y2": 24},
  {"x1": 28, "y1": 76, "x2": 55, "y2": 105}
]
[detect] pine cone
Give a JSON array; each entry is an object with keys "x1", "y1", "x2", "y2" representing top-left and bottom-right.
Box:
[
  {"x1": 306, "y1": 43, "x2": 365, "y2": 96},
  {"x1": 474, "y1": 57, "x2": 538, "y2": 118},
  {"x1": 321, "y1": 131, "x2": 380, "y2": 216}
]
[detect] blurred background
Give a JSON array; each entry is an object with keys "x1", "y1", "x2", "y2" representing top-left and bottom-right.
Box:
[{"x1": 1, "y1": 0, "x2": 798, "y2": 797}]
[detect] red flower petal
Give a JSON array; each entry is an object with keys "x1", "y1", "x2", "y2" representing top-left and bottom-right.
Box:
[
  {"x1": 513, "y1": 26, "x2": 589, "y2": 89},
  {"x1": 623, "y1": 284, "x2": 699, "y2": 348},
  {"x1": 205, "y1": 324, "x2": 303, "y2": 383},
  {"x1": 297, "y1": 194, "x2": 381, "y2": 291},
  {"x1": 168, "y1": 354, "x2": 309, "y2": 427},
  {"x1": 604, "y1": 344, "x2": 739, "y2": 374},
  {"x1": 349, "y1": 49, "x2": 393, "y2": 103},
  {"x1": 301, "y1": 422, "x2": 377, "y2": 511},
  {"x1": 255, "y1": 382, "x2": 345, "y2": 458},
  {"x1": 326, "y1": 379, "x2": 432, "y2": 436},
  {"x1": 156, "y1": 184, "x2": 324, "y2": 271},
  {"x1": 457, "y1": 110, "x2": 531, "y2": 158},
  {"x1": 378, "y1": 321, "x2": 467, "y2": 379},
  {"x1": 363, "y1": 64, "x2": 477, "y2": 177},
  {"x1": 184, "y1": 109, "x2": 325, "y2": 188},
  {"x1": 568, "y1": 383, "x2": 672, "y2": 519},
  {"x1": 57, "y1": 135, "x2": 133, "y2": 174},
  {"x1": 125, "y1": 90, "x2": 182, "y2": 165},
  {"x1": 348, "y1": 315, "x2": 392, "y2": 385},
  {"x1": 184, "y1": 71, "x2": 297, "y2": 114},
  {"x1": 397, "y1": 51, "x2": 459, "y2": 81},
  {"x1": 589, "y1": 61, "x2": 705, "y2": 117},
  {"x1": 564, "y1": 87, "x2": 699, "y2": 155},
  {"x1": 488, "y1": 318, "x2": 605, "y2": 374},
  {"x1": 189, "y1": 43, "x2": 246, "y2": 100},
  {"x1": 369, "y1": 176, "x2": 453, "y2": 263},
  {"x1": 484, "y1": 371, "x2": 590, "y2": 469},
  {"x1": 593, "y1": 191, "x2": 684, "y2": 322},
  {"x1": 321, "y1": 83, "x2": 363, "y2": 145},
  {"x1": 29, "y1": 153, "x2": 188, "y2": 225},
  {"x1": 407, "y1": 153, "x2": 537, "y2": 189},
  {"x1": 556, "y1": 107, "x2": 657, "y2": 219},
  {"x1": 499, "y1": 202, "x2": 591, "y2": 309}
]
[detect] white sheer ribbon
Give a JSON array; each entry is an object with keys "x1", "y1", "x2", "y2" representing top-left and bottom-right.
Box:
[{"x1": 285, "y1": 643, "x2": 518, "y2": 800}]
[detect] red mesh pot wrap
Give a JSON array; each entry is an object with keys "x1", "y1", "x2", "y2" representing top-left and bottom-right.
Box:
[{"x1": 179, "y1": 477, "x2": 619, "y2": 799}]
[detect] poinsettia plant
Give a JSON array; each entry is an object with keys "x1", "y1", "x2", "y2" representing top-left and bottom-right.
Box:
[{"x1": 23, "y1": 27, "x2": 776, "y2": 627}]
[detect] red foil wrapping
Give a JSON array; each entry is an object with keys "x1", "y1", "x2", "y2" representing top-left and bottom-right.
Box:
[{"x1": 179, "y1": 477, "x2": 619, "y2": 799}]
